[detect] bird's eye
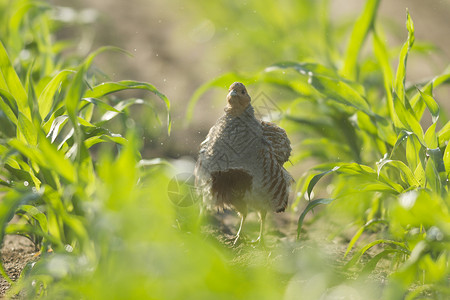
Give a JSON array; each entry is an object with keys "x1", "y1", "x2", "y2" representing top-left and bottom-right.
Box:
[{"x1": 241, "y1": 90, "x2": 245, "y2": 94}]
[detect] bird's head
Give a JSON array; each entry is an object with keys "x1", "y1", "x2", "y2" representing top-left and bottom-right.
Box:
[{"x1": 225, "y1": 82, "x2": 251, "y2": 116}]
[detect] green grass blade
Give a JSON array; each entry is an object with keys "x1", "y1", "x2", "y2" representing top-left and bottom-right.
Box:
[
  {"x1": 266, "y1": 62, "x2": 373, "y2": 116},
  {"x1": 97, "y1": 98, "x2": 144, "y2": 125},
  {"x1": 393, "y1": 92, "x2": 424, "y2": 143},
  {"x1": 344, "y1": 226, "x2": 365, "y2": 258},
  {"x1": 266, "y1": 62, "x2": 340, "y2": 78},
  {"x1": 38, "y1": 70, "x2": 74, "y2": 121},
  {"x1": 358, "y1": 249, "x2": 402, "y2": 279},
  {"x1": 417, "y1": 88, "x2": 439, "y2": 123},
  {"x1": 17, "y1": 112, "x2": 38, "y2": 146},
  {"x1": 345, "y1": 239, "x2": 410, "y2": 269},
  {"x1": 17, "y1": 205, "x2": 48, "y2": 234},
  {"x1": 390, "y1": 130, "x2": 411, "y2": 158},
  {"x1": 0, "y1": 189, "x2": 41, "y2": 284},
  {"x1": 5, "y1": 223, "x2": 63, "y2": 249},
  {"x1": 306, "y1": 166, "x2": 339, "y2": 200},
  {"x1": 3, "y1": 162, "x2": 33, "y2": 186},
  {"x1": 405, "y1": 133, "x2": 425, "y2": 177},
  {"x1": 25, "y1": 60, "x2": 39, "y2": 124},
  {"x1": 37, "y1": 134, "x2": 76, "y2": 183},
  {"x1": 444, "y1": 142, "x2": 450, "y2": 180},
  {"x1": 394, "y1": 10, "x2": 415, "y2": 105},
  {"x1": 372, "y1": 30, "x2": 393, "y2": 92},
  {"x1": 0, "y1": 88, "x2": 18, "y2": 125},
  {"x1": 0, "y1": 41, "x2": 29, "y2": 118},
  {"x1": 77, "y1": 116, "x2": 96, "y2": 128},
  {"x1": 410, "y1": 72, "x2": 450, "y2": 119},
  {"x1": 84, "y1": 134, "x2": 127, "y2": 149},
  {"x1": 438, "y1": 121, "x2": 450, "y2": 146},
  {"x1": 82, "y1": 97, "x2": 120, "y2": 113},
  {"x1": 377, "y1": 158, "x2": 420, "y2": 187},
  {"x1": 67, "y1": 47, "x2": 128, "y2": 116},
  {"x1": 333, "y1": 162, "x2": 376, "y2": 175},
  {"x1": 297, "y1": 198, "x2": 334, "y2": 239},
  {"x1": 9, "y1": 134, "x2": 76, "y2": 183},
  {"x1": 65, "y1": 47, "x2": 124, "y2": 163},
  {"x1": 373, "y1": 30, "x2": 403, "y2": 129},
  {"x1": 84, "y1": 80, "x2": 171, "y2": 134},
  {"x1": 309, "y1": 74, "x2": 373, "y2": 116},
  {"x1": 425, "y1": 148, "x2": 447, "y2": 194},
  {"x1": 46, "y1": 115, "x2": 69, "y2": 143},
  {"x1": 341, "y1": 0, "x2": 380, "y2": 80},
  {"x1": 424, "y1": 122, "x2": 438, "y2": 149},
  {"x1": 344, "y1": 219, "x2": 389, "y2": 258}
]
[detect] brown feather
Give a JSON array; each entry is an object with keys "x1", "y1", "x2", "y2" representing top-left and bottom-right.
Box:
[
  {"x1": 195, "y1": 82, "x2": 293, "y2": 242},
  {"x1": 211, "y1": 169, "x2": 252, "y2": 214}
]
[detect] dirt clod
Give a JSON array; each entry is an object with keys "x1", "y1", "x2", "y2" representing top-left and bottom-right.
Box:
[{"x1": 0, "y1": 235, "x2": 39, "y2": 298}]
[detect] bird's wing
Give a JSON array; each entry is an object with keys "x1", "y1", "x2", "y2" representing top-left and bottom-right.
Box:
[
  {"x1": 195, "y1": 129, "x2": 213, "y2": 184},
  {"x1": 260, "y1": 121, "x2": 291, "y2": 164},
  {"x1": 194, "y1": 122, "x2": 222, "y2": 186}
]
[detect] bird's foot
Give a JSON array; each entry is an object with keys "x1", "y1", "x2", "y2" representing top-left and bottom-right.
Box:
[
  {"x1": 250, "y1": 235, "x2": 265, "y2": 247},
  {"x1": 232, "y1": 233, "x2": 244, "y2": 246},
  {"x1": 228, "y1": 233, "x2": 247, "y2": 246}
]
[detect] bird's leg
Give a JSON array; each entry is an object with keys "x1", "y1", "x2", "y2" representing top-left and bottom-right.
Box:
[
  {"x1": 253, "y1": 210, "x2": 267, "y2": 244},
  {"x1": 233, "y1": 212, "x2": 247, "y2": 245}
]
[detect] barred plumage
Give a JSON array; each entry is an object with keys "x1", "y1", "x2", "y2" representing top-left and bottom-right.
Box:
[{"x1": 195, "y1": 82, "x2": 293, "y2": 244}]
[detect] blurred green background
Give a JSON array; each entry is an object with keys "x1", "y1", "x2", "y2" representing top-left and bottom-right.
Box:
[
  {"x1": 50, "y1": 0, "x2": 450, "y2": 159},
  {"x1": 0, "y1": 0, "x2": 449, "y2": 298}
]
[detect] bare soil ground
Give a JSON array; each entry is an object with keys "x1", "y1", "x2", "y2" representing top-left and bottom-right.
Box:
[{"x1": 0, "y1": 235, "x2": 38, "y2": 298}]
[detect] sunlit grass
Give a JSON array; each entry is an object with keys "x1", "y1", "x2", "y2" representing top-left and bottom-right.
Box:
[
  {"x1": 189, "y1": 0, "x2": 450, "y2": 298},
  {"x1": 0, "y1": 0, "x2": 449, "y2": 299}
]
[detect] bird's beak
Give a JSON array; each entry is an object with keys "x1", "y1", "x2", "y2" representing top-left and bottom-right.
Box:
[{"x1": 228, "y1": 90, "x2": 238, "y2": 97}]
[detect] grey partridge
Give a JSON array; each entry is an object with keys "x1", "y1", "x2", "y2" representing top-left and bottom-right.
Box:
[{"x1": 195, "y1": 82, "x2": 293, "y2": 244}]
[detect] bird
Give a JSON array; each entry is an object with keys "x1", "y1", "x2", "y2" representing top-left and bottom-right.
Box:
[{"x1": 195, "y1": 82, "x2": 293, "y2": 245}]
